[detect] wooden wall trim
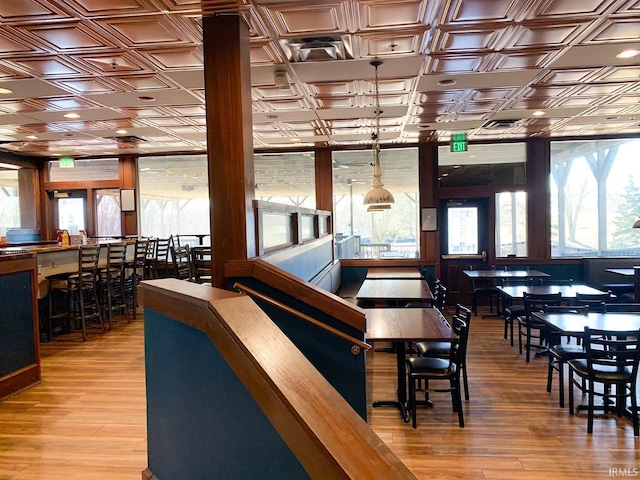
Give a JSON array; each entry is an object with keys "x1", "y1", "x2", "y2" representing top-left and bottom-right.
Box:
[{"x1": 141, "y1": 279, "x2": 417, "y2": 480}]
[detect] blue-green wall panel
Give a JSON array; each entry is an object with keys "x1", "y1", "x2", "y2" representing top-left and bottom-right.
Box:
[{"x1": 145, "y1": 309, "x2": 309, "y2": 480}]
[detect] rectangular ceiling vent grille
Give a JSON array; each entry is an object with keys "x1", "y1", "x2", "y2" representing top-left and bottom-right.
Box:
[
  {"x1": 483, "y1": 119, "x2": 522, "y2": 129},
  {"x1": 281, "y1": 35, "x2": 353, "y2": 62}
]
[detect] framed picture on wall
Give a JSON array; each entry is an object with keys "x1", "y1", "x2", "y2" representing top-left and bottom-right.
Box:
[
  {"x1": 421, "y1": 207, "x2": 437, "y2": 232},
  {"x1": 120, "y1": 189, "x2": 136, "y2": 212}
]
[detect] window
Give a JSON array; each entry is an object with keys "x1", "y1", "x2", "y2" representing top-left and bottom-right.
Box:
[
  {"x1": 333, "y1": 147, "x2": 419, "y2": 259},
  {"x1": 551, "y1": 138, "x2": 640, "y2": 257},
  {"x1": 48, "y1": 158, "x2": 119, "y2": 181},
  {"x1": 496, "y1": 192, "x2": 527, "y2": 257},
  {"x1": 95, "y1": 189, "x2": 122, "y2": 238},
  {"x1": 0, "y1": 167, "x2": 19, "y2": 236},
  {"x1": 138, "y1": 155, "x2": 210, "y2": 239},
  {"x1": 254, "y1": 152, "x2": 316, "y2": 209}
]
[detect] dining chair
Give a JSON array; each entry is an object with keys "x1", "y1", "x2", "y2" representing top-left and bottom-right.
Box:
[
  {"x1": 415, "y1": 304, "x2": 472, "y2": 400},
  {"x1": 518, "y1": 292, "x2": 563, "y2": 362},
  {"x1": 567, "y1": 326, "x2": 640, "y2": 436},
  {"x1": 190, "y1": 245, "x2": 213, "y2": 284},
  {"x1": 471, "y1": 277, "x2": 500, "y2": 317},
  {"x1": 148, "y1": 236, "x2": 173, "y2": 279},
  {"x1": 406, "y1": 309, "x2": 470, "y2": 429},
  {"x1": 171, "y1": 244, "x2": 193, "y2": 281},
  {"x1": 602, "y1": 303, "x2": 640, "y2": 312},
  {"x1": 575, "y1": 291, "x2": 613, "y2": 312},
  {"x1": 545, "y1": 305, "x2": 588, "y2": 408}
]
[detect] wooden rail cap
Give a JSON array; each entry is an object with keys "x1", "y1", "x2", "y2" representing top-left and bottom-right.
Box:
[{"x1": 140, "y1": 279, "x2": 417, "y2": 480}]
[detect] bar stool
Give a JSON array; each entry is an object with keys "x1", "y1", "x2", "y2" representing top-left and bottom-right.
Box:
[
  {"x1": 125, "y1": 239, "x2": 150, "y2": 319},
  {"x1": 99, "y1": 242, "x2": 130, "y2": 329},
  {"x1": 67, "y1": 245, "x2": 104, "y2": 341}
]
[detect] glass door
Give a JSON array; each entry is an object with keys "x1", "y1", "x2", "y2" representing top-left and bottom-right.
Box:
[
  {"x1": 439, "y1": 198, "x2": 491, "y2": 305},
  {"x1": 95, "y1": 189, "x2": 122, "y2": 238}
]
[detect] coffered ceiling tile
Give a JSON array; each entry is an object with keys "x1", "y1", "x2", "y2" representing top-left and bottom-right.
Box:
[
  {"x1": 0, "y1": 78, "x2": 75, "y2": 98},
  {"x1": 492, "y1": 49, "x2": 560, "y2": 70},
  {"x1": 441, "y1": 0, "x2": 522, "y2": 25},
  {"x1": 292, "y1": 56, "x2": 422, "y2": 83},
  {"x1": 144, "y1": 48, "x2": 203, "y2": 69},
  {"x1": 551, "y1": 42, "x2": 640, "y2": 68},
  {"x1": 429, "y1": 55, "x2": 483, "y2": 73},
  {"x1": 26, "y1": 108, "x2": 129, "y2": 123},
  {"x1": 4, "y1": 56, "x2": 82, "y2": 77},
  {"x1": 588, "y1": 19, "x2": 640, "y2": 42},
  {"x1": 21, "y1": 23, "x2": 114, "y2": 51},
  {"x1": 37, "y1": 97, "x2": 102, "y2": 111},
  {"x1": 163, "y1": 69, "x2": 203, "y2": 89},
  {"x1": 357, "y1": 0, "x2": 435, "y2": 30},
  {"x1": 572, "y1": 82, "x2": 634, "y2": 96},
  {"x1": 598, "y1": 65, "x2": 640, "y2": 82},
  {"x1": 116, "y1": 74, "x2": 174, "y2": 91},
  {"x1": 535, "y1": 68, "x2": 603, "y2": 85},
  {"x1": 532, "y1": 0, "x2": 619, "y2": 18},
  {"x1": 360, "y1": 31, "x2": 424, "y2": 57},
  {"x1": 510, "y1": 22, "x2": 591, "y2": 49},
  {"x1": 253, "y1": 110, "x2": 317, "y2": 123},
  {"x1": 84, "y1": 89, "x2": 201, "y2": 108},
  {"x1": 265, "y1": 2, "x2": 348, "y2": 36},
  {"x1": 308, "y1": 81, "x2": 357, "y2": 96},
  {"x1": 63, "y1": 0, "x2": 161, "y2": 17},
  {"x1": 418, "y1": 69, "x2": 542, "y2": 91},
  {"x1": 53, "y1": 77, "x2": 118, "y2": 94},
  {"x1": 262, "y1": 99, "x2": 310, "y2": 111},
  {"x1": 433, "y1": 27, "x2": 506, "y2": 53},
  {"x1": 0, "y1": 0, "x2": 71, "y2": 23},
  {"x1": 0, "y1": 30, "x2": 39, "y2": 55},
  {"x1": 250, "y1": 43, "x2": 282, "y2": 65},
  {"x1": 0, "y1": 100, "x2": 44, "y2": 114},
  {"x1": 99, "y1": 15, "x2": 197, "y2": 48},
  {"x1": 78, "y1": 52, "x2": 151, "y2": 74},
  {"x1": 317, "y1": 96, "x2": 358, "y2": 109},
  {"x1": 430, "y1": 119, "x2": 486, "y2": 131},
  {"x1": 549, "y1": 96, "x2": 600, "y2": 108}
]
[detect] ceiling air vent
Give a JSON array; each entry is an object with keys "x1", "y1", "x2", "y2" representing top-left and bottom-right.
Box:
[
  {"x1": 107, "y1": 135, "x2": 146, "y2": 143},
  {"x1": 483, "y1": 119, "x2": 522, "y2": 129},
  {"x1": 282, "y1": 36, "x2": 353, "y2": 62}
]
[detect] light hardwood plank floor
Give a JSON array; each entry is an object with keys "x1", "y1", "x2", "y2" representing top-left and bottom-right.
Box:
[{"x1": 1, "y1": 307, "x2": 638, "y2": 479}]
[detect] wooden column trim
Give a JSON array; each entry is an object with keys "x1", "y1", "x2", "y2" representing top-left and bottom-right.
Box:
[
  {"x1": 315, "y1": 148, "x2": 333, "y2": 212},
  {"x1": 527, "y1": 138, "x2": 550, "y2": 259},
  {"x1": 119, "y1": 155, "x2": 138, "y2": 237},
  {"x1": 419, "y1": 144, "x2": 439, "y2": 266},
  {"x1": 203, "y1": 14, "x2": 256, "y2": 288}
]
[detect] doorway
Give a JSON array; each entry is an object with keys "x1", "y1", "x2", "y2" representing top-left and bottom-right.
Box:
[
  {"x1": 439, "y1": 198, "x2": 492, "y2": 305},
  {"x1": 55, "y1": 191, "x2": 86, "y2": 236}
]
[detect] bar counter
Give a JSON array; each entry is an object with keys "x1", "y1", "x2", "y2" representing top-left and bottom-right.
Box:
[{"x1": 0, "y1": 251, "x2": 41, "y2": 399}]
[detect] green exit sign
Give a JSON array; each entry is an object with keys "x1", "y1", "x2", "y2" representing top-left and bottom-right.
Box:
[
  {"x1": 450, "y1": 133, "x2": 468, "y2": 152},
  {"x1": 59, "y1": 157, "x2": 74, "y2": 168}
]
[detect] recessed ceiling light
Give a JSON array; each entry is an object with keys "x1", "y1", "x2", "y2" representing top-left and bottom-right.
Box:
[
  {"x1": 289, "y1": 137, "x2": 301, "y2": 142},
  {"x1": 25, "y1": 135, "x2": 38, "y2": 140},
  {"x1": 0, "y1": 87, "x2": 12, "y2": 95},
  {"x1": 532, "y1": 110, "x2": 546, "y2": 117},
  {"x1": 616, "y1": 49, "x2": 639, "y2": 59},
  {"x1": 115, "y1": 129, "x2": 128, "y2": 135},
  {"x1": 137, "y1": 96, "x2": 155, "y2": 102},
  {"x1": 63, "y1": 113, "x2": 80, "y2": 119},
  {"x1": 453, "y1": 165, "x2": 460, "y2": 169},
  {"x1": 438, "y1": 79, "x2": 457, "y2": 86},
  {"x1": 441, "y1": 172, "x2": 449, "y2": 177}
]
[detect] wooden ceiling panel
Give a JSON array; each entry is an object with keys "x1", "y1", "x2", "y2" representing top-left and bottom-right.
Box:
[
  {"x1": 356, "y1": 0, "x2": 433, "y2": 31},
  {"x1": 264, "y1": 2, "x2": 349, "y2": 37},
  {"x1": 1, "y1": 0, "x2": 640, "y2": 156}
]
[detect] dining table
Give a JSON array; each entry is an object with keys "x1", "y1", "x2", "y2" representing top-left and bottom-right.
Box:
[
  {"x1": 532, "y1": 310, "x2": 640, "y2": 417},
  {"x1": 606, "y1": 266, "x2": 640, "y2": 302},
  {"x1": 356, "y1": 278, "x2": 433, "y2": 307},
  {"x1": 365, "y1": 266, "x2": 423, "y2": 280},
  {"x1": 365, "y1": 307, "x2": 457, "y2": 422},
  {"x1": 497, "y1": 284, "x2": 610, "y2": 306}
]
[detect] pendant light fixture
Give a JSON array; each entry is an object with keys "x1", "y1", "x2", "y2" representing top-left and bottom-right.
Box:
[{"x1": 363, "y1": 60, "x2": 394, "y2": 209}]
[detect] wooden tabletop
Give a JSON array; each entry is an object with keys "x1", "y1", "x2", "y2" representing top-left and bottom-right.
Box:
[
  {"x1": 463, "y1": 269, "x2": 550, "y2": 279},
  {"x1": 366, "y1": 267, "x2": 422, "y2": 280},
  {"x1": 532, "y1": 311, "x2": 640, "y2": 335},
  {"x1": 497, "y1": 284, "x2": 607, "y2": 300},
  {"x1": 356, "y1": 278, "x2": 433, "y2": 302},
  {"x1": 606, "y1": 267, "x2": 640, "y2": 276},
  {"x1": 365, "y1": 308, "x2": 456, "y2": 342}
]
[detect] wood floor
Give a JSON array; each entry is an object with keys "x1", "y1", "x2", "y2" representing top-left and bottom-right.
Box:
[{"x1": 1, "y1": 306, "x2": 638, "y2": 479}]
